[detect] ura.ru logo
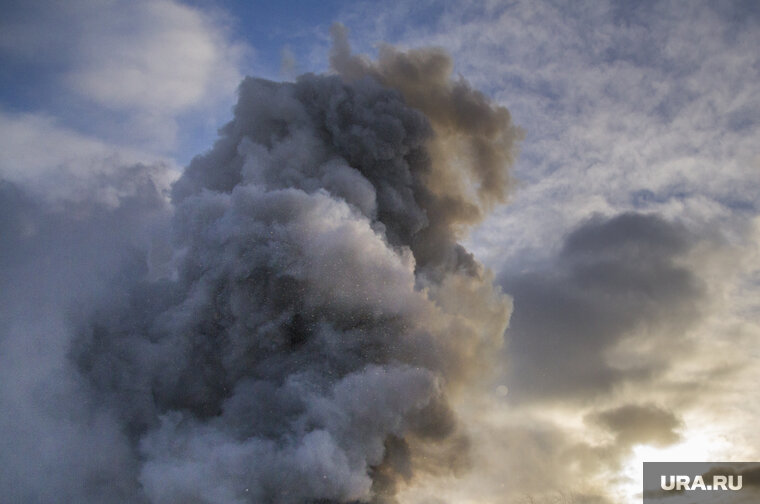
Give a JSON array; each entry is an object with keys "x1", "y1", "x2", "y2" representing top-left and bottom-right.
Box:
[{"x1": 661, "y1": 474, "x2": 742, "y2": 491}]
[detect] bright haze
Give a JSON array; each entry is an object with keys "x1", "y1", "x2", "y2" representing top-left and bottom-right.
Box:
[{"x1": 1, "y1": 2, "x2": 759, "y2": 504}]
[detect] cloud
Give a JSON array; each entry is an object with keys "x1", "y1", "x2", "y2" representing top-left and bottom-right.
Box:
[
  {"x1": 330, "y1": 23, "x2": 523, "y2": 214},
  {"x1": 500, "y1": 213, "x2": 707, "y2": 402},
  {"x1": 3, "y1": 3, "x2": 760, "y2": 503},
  {"x1": 399, "y1": 205, "x2": 753, "y2": 502},
  {"x1": 0, "y1": 0, "x2": 247, "y2": 152},
  {"x1": 0, "y1": 110, "x2": 178, "y2": 204},
  {"x1": 1, "y1": 29, "x2": 515, "y2": 503},
  {"x1": 64, "y1": 1, "x2": 242, "y2": 114},
  {"x1": 334, "y1": 1, "x2": 760, "y2": 270},
  {"x1": 322, "y1": 4, "x2": 760, "y2": 503},
  {"x1": 411, "y1": 209, "x2": 757, "y2": 504},
  {"x1": 700, "y1": 464, "x2": 760, "y2": 488},
  {"x1": 396, "y1": 405, "x2": 624, "y2": 504},
  {"x1": 587, "y1": 403, "x2": 683, "y2": 447},
  {"x1": 0, "y1": 173, "x2": 170, "y2": 503},
  {"x1": 328, "y1": 23, "x2": 522, "y2": 271}
]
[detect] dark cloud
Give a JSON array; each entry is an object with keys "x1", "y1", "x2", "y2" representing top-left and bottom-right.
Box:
[
  {"x1": 329, "y1": 23, "x2": 523, "y2": 272},
  {"x1": 701, "y1": 464, "x2": 760, "y2": 488},
  {"x1": 500, "y1": 212, "x2": 707, "y2": 402},
  {"x1": 587, "y1": 403, "x2": 682, "y2": 447},
  {"x1": 0, "y1": 29, "x2": 516, "y2": 503}
]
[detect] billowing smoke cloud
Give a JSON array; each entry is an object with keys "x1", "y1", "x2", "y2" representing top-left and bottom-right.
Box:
[
  {"x1": 0, "y1": 170, "x2": 170, "y2": 503},
  {"x1": 21, "y1": 26, "x2": 519, "y2": 503},
  {"x1": 329, "y1": 24, "x2": 523, "y2": 271}
]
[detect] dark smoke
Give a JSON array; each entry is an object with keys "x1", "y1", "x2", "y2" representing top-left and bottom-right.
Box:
[
  {"x1": 329, "y1": 24, "x2": 523, "y2": 273},
  {"x1": 4, "y1": 27, "x2": 518, "y2": 503}
]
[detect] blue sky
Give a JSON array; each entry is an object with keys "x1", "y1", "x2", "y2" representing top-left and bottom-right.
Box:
[{"x1": 1, "y1": 1, "x2": 760, "y2": 503}]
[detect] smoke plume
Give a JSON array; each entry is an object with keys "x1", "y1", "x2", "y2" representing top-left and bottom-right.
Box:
[
  {"x1": 5, "y1": 26, "x2": 519, "y2": 503},
  {"x1": 329, "y1": 24, "x2": 522, "y2": 272}
]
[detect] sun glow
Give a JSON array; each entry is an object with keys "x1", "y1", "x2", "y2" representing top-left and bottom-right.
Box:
[{"x1": 615, "y1": 427, "x2": 735, "y2": 503}]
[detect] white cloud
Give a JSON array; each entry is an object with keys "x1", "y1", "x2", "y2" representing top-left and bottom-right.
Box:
[
  {"x1": 66, "y1": 1, "x2": 243, "y2": 113},
  {"x1": 0, "y1": 110, "x2": 179, "y2": 205},
  {"x1": 1, "y1": 0, "x2": 248, "y2": 153}
]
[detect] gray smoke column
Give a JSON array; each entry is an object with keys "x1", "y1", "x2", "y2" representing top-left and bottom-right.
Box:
[
  {"x1": 73, "y1": 26, "x2": 518, "y2": 503},
  {"x1": 329, "y1": 24, "x2": 523, "y2": 271}
]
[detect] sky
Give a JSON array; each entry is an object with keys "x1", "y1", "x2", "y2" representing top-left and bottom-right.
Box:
[{"x1": 1, "y1": 1, "x2": 759, "y2": 504}]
